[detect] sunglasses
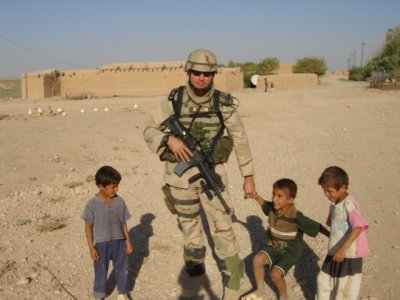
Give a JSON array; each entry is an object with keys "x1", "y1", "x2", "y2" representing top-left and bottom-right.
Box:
[{"x1": 190, "y1": 70, "x2": 215, "y2": 77}]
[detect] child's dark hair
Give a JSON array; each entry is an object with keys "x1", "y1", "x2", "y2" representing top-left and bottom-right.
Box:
[
  {"x1": 95, "y1": 166, "x2": 121, "y2": 186},
  {"x1": 318, "y1": 166, "x2": 349, "y2": 190},
  {"x1": 273, "y1": 178, "x2": 297, "y2": 198}
]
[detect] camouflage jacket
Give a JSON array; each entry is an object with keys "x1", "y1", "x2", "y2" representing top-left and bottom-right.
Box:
[{"x1": 143, "y1": 83, "x2": 254, "y2": 189}]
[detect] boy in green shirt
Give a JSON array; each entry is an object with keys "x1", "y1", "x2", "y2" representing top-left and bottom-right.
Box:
[{"x1": 243, "y1": 178, "x2": 329, "y2": 300}]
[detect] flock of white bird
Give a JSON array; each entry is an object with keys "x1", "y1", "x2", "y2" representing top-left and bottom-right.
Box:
[{"x1": 27, "y1": 103, "x2": 138, "y2": 116}]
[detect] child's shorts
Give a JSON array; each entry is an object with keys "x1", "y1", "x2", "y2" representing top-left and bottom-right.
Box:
[{"x1": 259, "y1": 246, "x2": 297, "y2": 276}]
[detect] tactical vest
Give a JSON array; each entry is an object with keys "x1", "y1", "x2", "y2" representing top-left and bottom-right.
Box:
[{"x1": 160, "y1": 86, "x2": 233, "y2": 164}]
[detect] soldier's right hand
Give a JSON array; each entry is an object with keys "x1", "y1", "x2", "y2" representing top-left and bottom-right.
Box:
[{"x1": 167, "y1": 136, "x2": 193, "y2": 162}]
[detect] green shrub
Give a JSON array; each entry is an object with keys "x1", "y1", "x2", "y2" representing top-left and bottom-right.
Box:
[
  {"x1": 233, "y1": 58, "x2": 280, "y2": 88},
  {"x1": 361, "y1": 25, "x2": 400, "y2": 79},
  {"x1": 227, "y1": 60, "x2": 237, "y2": 68},
  {"x1": 239, "y1": 62, "x2": 257, "y2": 88},
  {"x1": 243, "y1": 73, "x2": 254, "y2": 88},
  {"x1": 256, "y1": 57, "x2": 280, "y2": 75},
  {"x1": 293, "y1": 56, "x2": 327, "y2": 76},
  {"x1": 349, "y1": 66, "x2": 368, "y2": 81},
  {"x1": 382, "y1": 25, "x2": 400, "y2": 57}
]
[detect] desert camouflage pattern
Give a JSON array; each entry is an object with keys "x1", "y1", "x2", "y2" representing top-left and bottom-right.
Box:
[
  {"x1": 170, "y1": 184, "x2": 239, "y2": 260},
  {"x1": 143, "y1": 83, "x2": 254, "y2": 189},
  {"x1": 184, "y1": 49, "x2": 218, "y2": 72},
  {"x1": 143, "y1": 83, "x2": 253, "y2": 291}
]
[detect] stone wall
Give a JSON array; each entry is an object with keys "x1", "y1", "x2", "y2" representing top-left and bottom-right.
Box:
[{"x1": 21, "y1": 62, "x2": 244, "y2": 99}]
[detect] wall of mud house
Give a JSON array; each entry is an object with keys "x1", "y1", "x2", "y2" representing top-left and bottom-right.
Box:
[{"x1": 21, "y1": 62, "x2": 244, "y2": 99}]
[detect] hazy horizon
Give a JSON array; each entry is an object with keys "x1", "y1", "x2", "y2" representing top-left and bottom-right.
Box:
[{"x1": 1, "y1": 0, "x2": 399, "y2": 79}]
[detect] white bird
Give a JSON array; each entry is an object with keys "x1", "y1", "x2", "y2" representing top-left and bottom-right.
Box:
[
  {"x1": 57, "y1": 107, "x2": 64, "y2": 114},
  {"x1": 104, "y1": 107, "x2": 111, "y2": 112},
  {"x1": 80, "y1": 109, "x2": 85, "y2": 114},
  {"x1": 133, "y1": 103, "x2": 138, "y2": 109},
  {"x1": 28, "y1": 108, "x2": 32, "y2": 115},
  {"x1": 61, "y1": 112, "x2": 67, "y2": 116},
  {"x1": 94, "y1": 107, "x2": 98, "y2": 112},
  {"x1": 37, "y1": 106, "x2": 43, "y2": 115}
]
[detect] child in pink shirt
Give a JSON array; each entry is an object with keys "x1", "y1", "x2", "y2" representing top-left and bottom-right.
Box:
[{"x1": 316, "y1": 166, "x2": 370, "y2": 300}]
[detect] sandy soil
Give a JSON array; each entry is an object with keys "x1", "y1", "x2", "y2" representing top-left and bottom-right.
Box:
[{"x1": 0, "y1": 75, "x2": 399, "y2": 299}]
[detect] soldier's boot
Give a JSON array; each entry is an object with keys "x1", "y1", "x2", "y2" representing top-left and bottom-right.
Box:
[
  {"x1": 185, "y1": 261, "x2": 206, "y2": 277},
  {"x1": 180, "y1": 262, "x2": 206, "y2": 298}
]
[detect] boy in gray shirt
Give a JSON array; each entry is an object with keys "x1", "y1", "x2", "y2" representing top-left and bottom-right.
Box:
[{"x1": 81, "y1": 166, "x2": 133, "y2": 300}]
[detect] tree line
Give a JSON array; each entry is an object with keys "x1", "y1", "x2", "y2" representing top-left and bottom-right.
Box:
[
  {"x1": 349, "y1": 25, "x2": 400, "y2": 81},
  {"x1": 220, "y1": 56, "x2": 327, "y2": 88},
  {"x1": 220, "y1": 24, "x2": 399, "y2": 86}
]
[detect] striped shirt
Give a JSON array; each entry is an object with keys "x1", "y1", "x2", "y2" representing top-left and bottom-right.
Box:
[{"x1": 262, "y1": 201, "x2": 323, "y2": 254}]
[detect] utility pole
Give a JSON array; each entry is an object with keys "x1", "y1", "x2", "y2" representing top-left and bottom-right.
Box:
[{"x1": 360, "y1": 41, "x2": 366, "y2": 66}]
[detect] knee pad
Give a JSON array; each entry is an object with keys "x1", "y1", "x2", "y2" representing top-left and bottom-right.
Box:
[
  {"x1": 222, "y1": 254, "x2": 244, "y2": 290},
  {"x1": 184, "y1": 246, "x2": 206, "y2": 263}
]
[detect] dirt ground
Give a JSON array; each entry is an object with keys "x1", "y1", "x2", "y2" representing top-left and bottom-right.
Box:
[{"x1": 0, "y1": 75, "x2": 399, "y2": 299}]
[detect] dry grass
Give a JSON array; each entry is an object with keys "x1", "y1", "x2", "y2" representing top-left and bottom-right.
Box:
[
  {"x1": 64, "y1": 93, "x2": 91, "y2": 100},
  {"x1": 85, "y1": 174, "x2": 95, "y2": 183},
  {"x1": 49, "y1": 196, "x2": 66, "y2": 204},
  {"x1": 0, "y1": 80, "x2": 21, "y2": 99},
  {"x1": 16, "y1": 218, "x2": 32, "y2": 226},
  {"x1": 64, "y1": 181, "x2": 84, "y2": 189},
  {"x1": 151, "y1": 241, "x2": 171, "y2": 253},
  {"x1": 35, "y1": 214, "x2": 67, "y2": 232}
]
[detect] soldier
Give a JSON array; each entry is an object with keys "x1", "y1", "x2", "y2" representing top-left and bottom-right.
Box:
[{"x1": 143, "y1": 49, "x2": 256, "y2": 299}]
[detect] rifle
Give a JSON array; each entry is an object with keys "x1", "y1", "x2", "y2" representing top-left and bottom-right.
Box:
[{"x1": 162, "y1": 115, "x2": 232, "y2": 214}]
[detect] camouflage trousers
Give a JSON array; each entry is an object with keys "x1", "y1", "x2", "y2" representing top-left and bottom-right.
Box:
[{"x1": 170, "y1": 185, "x2": 240, "y2": 263}]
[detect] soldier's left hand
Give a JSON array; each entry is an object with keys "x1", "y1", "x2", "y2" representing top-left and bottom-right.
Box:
[{"x1": 243, "y1": 175, "x2": 256, "y2": 198}]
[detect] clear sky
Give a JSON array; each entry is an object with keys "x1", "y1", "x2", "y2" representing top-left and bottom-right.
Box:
[{"x1": 1, "y1": 0, "x2": 399, "y2": 78}]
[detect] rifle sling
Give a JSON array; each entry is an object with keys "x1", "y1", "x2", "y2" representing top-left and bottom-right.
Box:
[{"x1": 167, "y1": 86, "x2": 226, "y2": 154}]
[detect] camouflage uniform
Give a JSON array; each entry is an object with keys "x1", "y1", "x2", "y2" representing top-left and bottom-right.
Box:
[{"x1": 143, "y1": 50, "x2": 254, "y2": 297}]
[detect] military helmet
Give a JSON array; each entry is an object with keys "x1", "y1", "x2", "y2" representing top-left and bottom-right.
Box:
[{"x1": 184, "y1": 49, "x2": 218, "y2": 72}]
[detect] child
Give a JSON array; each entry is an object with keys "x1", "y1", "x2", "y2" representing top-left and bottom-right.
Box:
[
  {"x1": 316, "y1": 166, "x2": 370, "y2": 300},
  {"x1": 243, "y1": 178, "x2": 329, "y2": 300},
  {"x1": 81, "y1": 166, "x2": 133, "y2": 300}
]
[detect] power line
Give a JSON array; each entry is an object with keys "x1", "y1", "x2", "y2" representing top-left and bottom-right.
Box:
[
  {"x1": 360, "y1": 41, "x2": 366, "y2": 66},
  {"x1": 0, "y1": 33, "x2": 91, "y2": 69}
]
